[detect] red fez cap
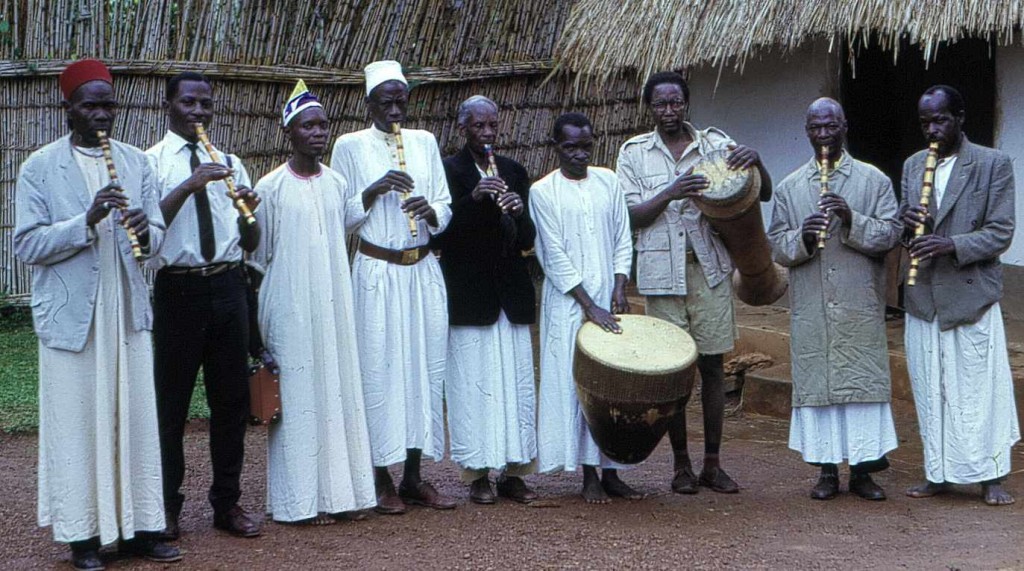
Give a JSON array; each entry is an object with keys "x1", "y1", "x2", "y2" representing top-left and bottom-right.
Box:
[{"x1": 59, "y1": 59, "x2": 113, "y2": 100}]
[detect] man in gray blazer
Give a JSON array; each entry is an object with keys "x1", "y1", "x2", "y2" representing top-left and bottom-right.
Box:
[
  {"x1": 901, "y1": 85, "x2": 1019, "y2": 506},
  {"x1": 14, "y1": 59, "x2": 180, "y2": 570}
]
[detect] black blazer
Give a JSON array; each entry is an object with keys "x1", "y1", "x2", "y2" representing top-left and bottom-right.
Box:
[{"x1": 434, "y1": 145, "x2": 537, "y2": 326}]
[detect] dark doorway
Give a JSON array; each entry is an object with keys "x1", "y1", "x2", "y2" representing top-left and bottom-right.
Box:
[{"x1": 841, "y1": 37, "x2": 996, "y2": 199}]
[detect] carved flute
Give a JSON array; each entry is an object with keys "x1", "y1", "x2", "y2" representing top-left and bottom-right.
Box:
[
  {"x1": 816, "y1": 145, "x2": 830, "y2": 249},
  {"x1": 97, "y1": 130, "x2": 144, "y2": 259},
  {"x1": 907, "y1": 141, "x2": 941, "y2": 287},
  {"x1": 193, "y1": 123, "x2": 257, "y2": 226},
  {"x1": 483, "y1": 143, "x2": 511, "y2": 214},
  {"x1": 391, "y1": 122, "x2": 419, "y2": 238}
]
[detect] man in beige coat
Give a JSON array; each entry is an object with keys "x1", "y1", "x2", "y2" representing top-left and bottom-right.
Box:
[
  {"x1": 768, "y1": 98, "x2": 902, "y2": 501},
  {"x1": 902, "y1": 85, "x2": 1018, "y2": 506}
]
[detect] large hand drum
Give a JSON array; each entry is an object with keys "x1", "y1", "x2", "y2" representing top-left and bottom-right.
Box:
[
  {"x1": 692, "y1": 149, "x2": 788, "y2": 306},
  {"x1": 573, "y1": 314, "x2": 697, "y2": 464}
]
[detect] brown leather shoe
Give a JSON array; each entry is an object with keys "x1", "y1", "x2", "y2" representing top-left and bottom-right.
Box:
[
  {"x1": 699, "y1": 466, "x2": 739, "y2": 494},
  {"x1": 849, "y1": 473, "x2": 886, "y2": 501},
  {"x1": 811, "y1": 472, "x2": 840, "y2": 500},
  {"x1": 496, "y1": 475, "x2": 538, "y2": 504},
  {"x1": 213, "y1": 505, "x2": 262, "y2": 538},
  {"x1": 469, "y1": 477, "x2": 496, "y2": 505},
  {"x1": 671, "y1": 464, "x2": 699, "y2": 494},
  {"x1": 399, "y1": 480, "x2": 457, "y2": 510}
]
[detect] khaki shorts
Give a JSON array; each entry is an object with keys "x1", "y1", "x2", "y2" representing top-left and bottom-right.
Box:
[{"x1": 645, "y1": 259, "x2": 736, "y2": 355}]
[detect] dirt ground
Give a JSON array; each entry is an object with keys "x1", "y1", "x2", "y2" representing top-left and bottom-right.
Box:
[{"x1": 2, "y1": 408, "x2": 1022, "y2": 571}]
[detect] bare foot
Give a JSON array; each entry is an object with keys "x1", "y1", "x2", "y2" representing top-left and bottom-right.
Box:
[
  {"x1": 983, "y1": 483, "x2": 1016, "y2": 506},
  {"x1": 906, "y1": 481, "x2": 946, "y2": 498},
  {"x1": 285, "y1": 512, "x2": 336, "y2": 526},
  {"x1": 602, "y1": 471, "x2": 645, "y2": 500},
  {"x1": 582, "y1": 477, "x2": 611, "y2": 504}
]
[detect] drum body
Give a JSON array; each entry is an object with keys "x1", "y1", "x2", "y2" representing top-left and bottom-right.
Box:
[
  {"x1": 573, "y1": 314, "x2": 697, "y2": 464},
  {"x1": 692, "y1": 149, "x2": 788, "y2": 306}
]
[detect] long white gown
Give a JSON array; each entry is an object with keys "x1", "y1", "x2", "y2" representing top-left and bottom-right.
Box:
[
  {"x1": 529, "y1": 167, "x2": 634, "y2": 473},
  {"x1": 253, "y1": 163, "x2": 376, "y2": 521},
  {"x1": 906, "y1": 304, "x2": 1020, "y2": 484},
  {"x1": 37, "y1": 148, "x2": 165, "y2": 544},
  {"x1": 330, "y1": 127, "x2": 453, "y2": 467},
  {"x1": 447, "y1": 312, "x2": 537, "y2": 472}
]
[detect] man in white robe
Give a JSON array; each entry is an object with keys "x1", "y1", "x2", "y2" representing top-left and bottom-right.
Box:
[
  {"x1": 531, "y1": 112, "x2": 643, "y2": 504},
  {"x1": 252, "y1": 81, "x2": 376, "y2": 524},
  {"x1": 902, "y1": 85, "x2": 1019, "y2": 506},
  {"x1": 435, "y1": 95, "x2": 538, "y2": 504},
  {"x1": 768, "y1": 98, "x2": 901, "y2": 501},
  {"x1": 14, "y1": 59, "x2": 180, "y2": 570},
  {"x1": 330, "y1": 60, "x2": 455, "y2": 514}
]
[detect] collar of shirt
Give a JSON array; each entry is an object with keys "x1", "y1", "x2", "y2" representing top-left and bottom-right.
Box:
[
  {"x1": 645, "y1": 122, "x2": 702, "y2": 164},
  {"x1": 804, "y1": 150, "x2": 854, "y2": 181},
  {"x1": 162, "y1": 129, "x2": 212, "y2": 161}
]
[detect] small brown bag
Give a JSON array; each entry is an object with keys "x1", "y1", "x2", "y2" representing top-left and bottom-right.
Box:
[{"x1": 248, "y1": 364, "x2": 281, "y2": 426}]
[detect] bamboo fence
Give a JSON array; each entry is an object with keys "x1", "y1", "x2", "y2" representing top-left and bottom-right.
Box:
[{"x1": 1, "y1": 0, "x2": 654, "y2": 302}]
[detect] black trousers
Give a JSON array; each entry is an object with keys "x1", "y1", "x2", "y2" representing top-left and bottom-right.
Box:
[{"x1": 154, "y1": 267, "x2": 250, "y2": 517}]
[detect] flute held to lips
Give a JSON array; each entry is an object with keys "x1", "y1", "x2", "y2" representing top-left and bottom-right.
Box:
[
  {"x1": 97, "y1": 130, "x2": 144, "y2": 260},
  {"x1": 391, "y1": 122, "x2": 419, "y2": 238},
  {"x1": 907, "y1": 141, "x2": 941, "y2": 287},
  {"x1": 816, "y1": 145, "x2": 830, "y2": 249},
  {"x1": 193, "y1": 123, "x2": 257, "y2": 226}
]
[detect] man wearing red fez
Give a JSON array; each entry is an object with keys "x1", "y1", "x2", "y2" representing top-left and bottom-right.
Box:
[{"x1": 14, "y1": 59, "x2": 181, "y2": 570}]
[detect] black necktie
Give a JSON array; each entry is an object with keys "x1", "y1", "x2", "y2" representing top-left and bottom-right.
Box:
[{"x1": 187, "y1": 143, "x2": 216, "y2": 262}]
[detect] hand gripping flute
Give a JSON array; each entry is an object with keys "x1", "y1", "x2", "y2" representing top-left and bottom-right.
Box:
[
  {"x1": 97, "y1": 130, "x2": 144, "y2": 259},
  {"x1": 193, "y1": 123, "x2": 257, "y2": 226},
  {"x1": 391, "y1": 122, "x2": 419, "y2": 238},
  {"x1": 906, "y1": 141, "x2": 941, "y2": 287},
  {"x1": 483, "y1": 143, "x2": 511, "y2": 214},
  {"x1": 816, "y1": 145, "x2": 830, "y2": 249}
]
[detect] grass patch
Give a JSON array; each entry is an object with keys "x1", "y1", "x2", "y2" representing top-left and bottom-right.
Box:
[{"x1": 0, "y1": 307, "x2": 210, "y2": 433}]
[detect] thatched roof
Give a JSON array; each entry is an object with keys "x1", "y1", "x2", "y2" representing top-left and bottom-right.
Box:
[{"x1": 554, "y1": 0, "x2": 1023, "y2": 84}]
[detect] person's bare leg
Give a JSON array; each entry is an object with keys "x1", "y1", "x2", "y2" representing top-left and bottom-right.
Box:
[
  {"x1": 906, "y1": 480, "x2": 946, "y2": 498},
  {"x1": 696, "y1": 354, "x2": 738, "y2": 493},
  {"x1": 982, "y1": 479, "x2": 1016, "y2": 506},
  {"x1": 602, "y1": 468, "x2": 645, "y2": 500},
  {"x1": 669, "y1": 397, "x2": 697, "y2": 494},
  {"x1": 374, "y1": 466, "x2": 405, "y2": 514},
  {"x1": 581, "y1": 465, "x2": 609, "y2": 504}
]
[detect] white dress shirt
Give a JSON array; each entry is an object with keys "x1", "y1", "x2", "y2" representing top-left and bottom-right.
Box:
[{"x1": 146, "y1": 130, "x2": 253, "y2": 268}]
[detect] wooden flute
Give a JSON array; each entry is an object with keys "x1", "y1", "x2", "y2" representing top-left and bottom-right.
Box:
[
  {"x1": 483, "y1": 143, "x2": 511, "y2": 214},
  {"x1": 816, "y1": 145, "x2": 830, "y2": 249},
  {"x1": 97, "y1": 130, "x2": 144, "y2": 260},
  {"x1": 193, "y1": 123, "x2": 257, "y2": 226},
  {"x1": 391, "y1": 122, "x2": 419, "y2": 238},
  {"x1": 906, "y1": 141, "x2": 941, "y2": 287}
]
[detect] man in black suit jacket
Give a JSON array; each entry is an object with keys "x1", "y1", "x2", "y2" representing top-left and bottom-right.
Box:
[{"x1": 434, "y1": 95, "x2": 539, "y2": 505}]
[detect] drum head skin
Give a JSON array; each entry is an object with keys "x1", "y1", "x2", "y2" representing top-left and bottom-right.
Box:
[
  {"x1": 692, "y1": 149, "x2": 762, "y2": 216},
  {"x1": 576, "y1": 314, "x2": 696, "y2": 374}
]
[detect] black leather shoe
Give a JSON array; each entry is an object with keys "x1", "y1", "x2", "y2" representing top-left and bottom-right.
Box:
[
  {"x1": 213, "y1": 505, "x2": 262, "y2": 538},
  {"x1": 849, "y1": 473, "x2": 887, "y2": 501},
  {"x1": 70, "y1": 549, "x2": 104, "y2": 571},
  {"x1": 118, "y1": 537, "x2": 182, "y2": 563},
  {"x1": 810, "y1": 472, "x2": 839, "y2": 500}
]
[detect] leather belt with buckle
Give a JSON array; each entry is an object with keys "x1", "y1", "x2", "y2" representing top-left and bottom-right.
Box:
[
  {"x1": 358, "y1": 240, "x2": 430, "y2": 266},
  {"x1": 162, "y1": 261, "x2": 241, "y2": 277}
]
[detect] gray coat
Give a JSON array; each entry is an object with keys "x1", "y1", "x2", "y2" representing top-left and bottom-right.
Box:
[
  {"x1": 14, "y1": 135, "x2": 165, "y2": 351},
  {"x1": 900, "y1": 138, "x2": 1015, "y2": 330},
  {"x1": 768, "y1": 154, "x2": 902, "y2": 406}
]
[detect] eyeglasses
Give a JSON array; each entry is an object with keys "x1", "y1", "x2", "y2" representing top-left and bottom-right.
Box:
[{"x1": 651, "y1": 99, "x2": 686, "y2": 112}]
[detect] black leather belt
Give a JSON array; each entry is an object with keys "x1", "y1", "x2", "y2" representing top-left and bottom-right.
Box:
[
  {"x1": 162, "y1": 261, "x2": 241, "y2": 277},
  {"x1": 358, "y1": 240, "x2": 430, "y2": 265}
]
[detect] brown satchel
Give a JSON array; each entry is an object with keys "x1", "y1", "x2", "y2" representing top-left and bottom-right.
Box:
[{"x1": 248, "y1": 364, "x2": 282, "y2": 426}]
